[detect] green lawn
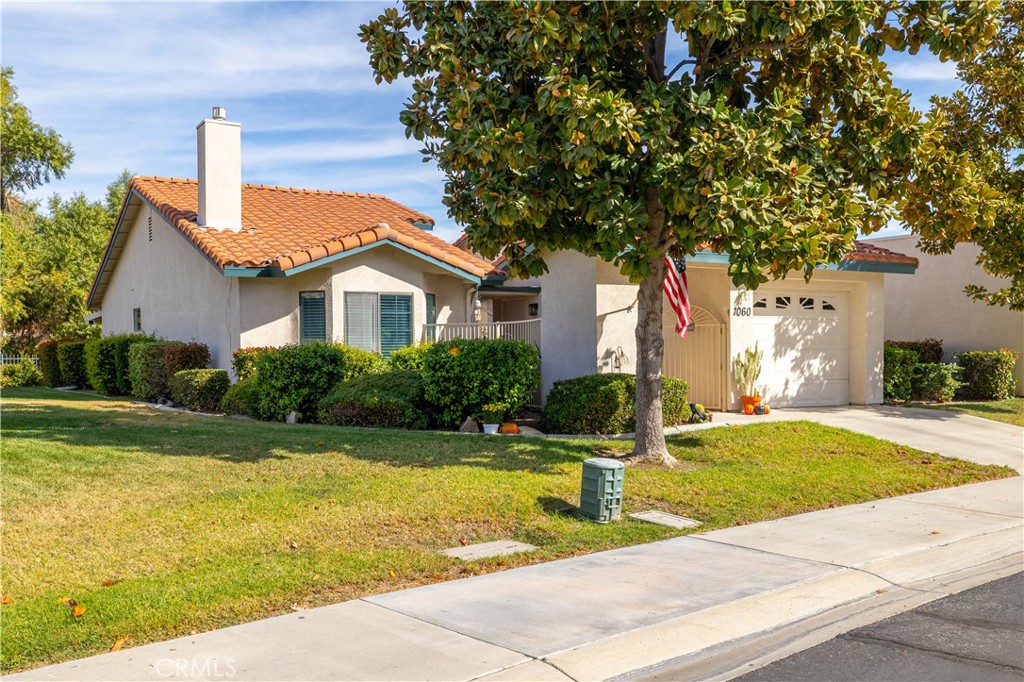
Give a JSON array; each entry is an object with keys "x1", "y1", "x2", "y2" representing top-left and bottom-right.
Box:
[
  {"x1": 0, "y1": 388, "x2": 1013, "y2": 672},
  {"x1": 908, "y1": 397, "x2": 1024, "y2": 427}
]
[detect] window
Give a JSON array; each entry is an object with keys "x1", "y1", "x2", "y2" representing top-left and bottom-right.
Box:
[
  {"x1": 753, "y1": 297, "x2": 767, "y2": 310},
  {"x1": 528, "y1": 302, "x2": 539, "y2": 317},
  {"x1": 800, "y1": 296, "x2": 815, "y2": 310},
  {"x1": 299, "y1": 291, "x2": 326, "y2": 343},
  {"x1": 133, "y1": 307, "x2": 142, "y2": 332},
  {"x1": 345, "y1": 293, "x2": 412, "y2": 358},
  {"x1": 775, "y1": 296, "x2": 791, "y2": 310},
  {"x1": 147, "y1": 215, "x2": 153, "y2": 242},
  {"x1": 822, "y1": 299, "x2": 836, "y2": 311},
  {"x1": 425, "y1": 293, "x2": 436, "y2": 342}
]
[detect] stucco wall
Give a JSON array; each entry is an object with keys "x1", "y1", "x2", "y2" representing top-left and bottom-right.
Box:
[
  {"x1": 100, "y1": 205, "x2": 240, "y2": 370},
  {"x1": 865, "y1": 236, "x2": 1023, "y2": 393},
  {"x1": 239, "y1": 245, "x2": 474, "y2": 350},
  {"x1": 538, "y1": 250, "x2": 597, "y2": 396}
]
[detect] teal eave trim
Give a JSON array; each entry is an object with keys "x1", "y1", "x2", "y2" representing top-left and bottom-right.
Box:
[
  {"x1": 689, "y1": 251, "x2": 916, "y2": 274},
  {"x1": 222, "y1": 239, "x2": 484, "y2": 284},
  {"x1": 410, "y1": 221, "x2": 434, "y2": 231},
  {"x1": 830, "y1": 260, "x2": 917, "y2": 275}
]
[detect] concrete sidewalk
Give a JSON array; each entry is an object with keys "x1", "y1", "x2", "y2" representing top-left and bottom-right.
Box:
[{"x1": 9, "y1": 409, "x2": 1023, "y2": 682}]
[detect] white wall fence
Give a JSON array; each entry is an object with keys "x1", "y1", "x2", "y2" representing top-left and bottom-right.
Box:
[
  {"x1": 0, "y1": 354, "x2": 39, "y2": 367},
  {"x1": 422, "y1": 319, "x2": 541, "y2": 348}
]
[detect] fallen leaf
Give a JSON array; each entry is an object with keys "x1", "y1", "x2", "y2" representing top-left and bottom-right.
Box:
[
  {"x1": 459, "y1": 537, "x2": 469, "y2": 546},
  {"x1": 312, "y1": 574, "x2": 321, "y2": 580},
  {"x1": 389, "y1": 570, "x2": 396, "y2": 578},
  {"x1": 101, "y1": 579, "x2": 119, "y2": 587},
  {"x1": 930, "y1": 530, "x2": 941, "y2": 535},
  {"x1": 1, "y1": 595, "x2": 12, "y2": 605},
  {"x1": 110, "y1": 638, "x2": 125, "y2": 652},
  {"x1": 72, "y1": 604, "x2": 87, "y2": 618}
]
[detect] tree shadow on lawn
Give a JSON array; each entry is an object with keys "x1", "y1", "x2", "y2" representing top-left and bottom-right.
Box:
[{"x1": 0, "y1": 398, "x2": 599, "y2": 472}]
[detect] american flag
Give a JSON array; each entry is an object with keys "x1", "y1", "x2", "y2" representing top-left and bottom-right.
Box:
[{"x1": 663, "y1": 255, "x2": 691, "y2": 338}]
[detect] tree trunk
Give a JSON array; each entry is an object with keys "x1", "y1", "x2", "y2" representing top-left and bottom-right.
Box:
[{"x1": 631, "y1": 190, "x2": 677, "y2": 466}]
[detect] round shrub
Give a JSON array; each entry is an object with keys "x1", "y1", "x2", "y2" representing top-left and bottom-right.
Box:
[
  {"x1": 169, "y1": 369, "x2": 230, "y2": 412},
  {"x1": 37, "y1": 340, "x2": 61, "y2": 387},
  {"x1": 887, "y1": 339, "x2": 943, "y2": 364},
  {"x1": 128, "y1": 341, "x2": 180, "y2": 402},
  {"x1": 543, "y1": 373, "x2": 691, "y2": 435},
  {"x1": 911, "y1": 363, "x2": 961, "y2": 402},
  {"x1": 883, "y1": 344, "x2": 918, "y2": 403},
  {"x1": 85, "y1": 333, "x2": 153, "y2": 395},
  {"x1": 956, "y1": 349, "x2": 1019, "y2": 400},
  {"x1": 232, "y1": 346, "x2": 274, "y2": 381},
  {"x1": 163, "y1": 342, "x2": 210, "y2": 377},
  {"x1": 386, "y1": 343, "x2": 430, "y2": 372},
  {"x1": 252, "y1": 343, "x2": 384, "y2": 422},
  {"x1": 57, "y1": 341, "x2": 89, "y2": 388},
  {"x1": 0, "y1": 358, "x2": 42, "y2": 387},
  {"x1": 319, "y1": 370, "x2": 429, "y2": 429},
  {"x1": 220, "y1": 379, "x2": 261, "y2": 417},
  {"x1": 422, "y1": 339, "x2": 541, "y2": 427}
]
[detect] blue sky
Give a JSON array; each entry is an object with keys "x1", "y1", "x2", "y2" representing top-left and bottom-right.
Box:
[{"x1": 3, "y1": 1, "x2": 963, "y2": 243}]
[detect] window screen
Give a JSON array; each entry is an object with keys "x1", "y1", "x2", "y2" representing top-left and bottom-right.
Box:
[
  {"x1": 299, "y1": 291, "x2": 326, "y2": 343},
  {"x1": 344, "y1": 292, "x2": 379, "y2": 352}
]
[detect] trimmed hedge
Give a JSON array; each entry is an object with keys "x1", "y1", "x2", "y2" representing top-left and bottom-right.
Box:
[
  {"x1": 319, "y1": 370, "x2": 429, "y2": 429},
  {"x1": 232, "y1": 347, "x2": 274, "y2": 381},
  {"x1": 252, "y1": 343, "x2": 384, "y2": 422},
  {"x1": 386, "y1": 344, "x2": 430, "y2": 372},
  {"x1": 422, "y1": 339, "x2": 541, "y2": 427},
  {"x1": 912, "y1": 363, "x2": 960, "y2": 402},
  {"x1": 220, "y1": 379, "x2": 261, "y2": 417},
  {"x1": 883, "y1": 345, "x2": 918, "y2": 403},
  {"x1": 128, "y1": 341, "x2": 179, "y2": 402},
  {"x1": 37, "y1": 340, "x2": 61, "y2": 387},
  {"x1": 886, "y1": 338, "x2": 943, "y2": 364},
  {"x1": 169, "y1": 369, "x2": 230, "y2": 412},
  {"x1": 85, "y1": 334, "x2": 153, "y2": 395},
  {"x1": 956, "y1": 349, "x2": 1018, "y2": 400},
  {"x1": 163, "y1": 342, "x2": 210, "y2": 377},
  {"x1": 0, "y1": 358, "x2": 42, "y2": 387},
  {"x1": 58, "y1": 341, "x2": 89, "y2": 388},
  {"x1": 542, "y1": 373, "x2": 690, "y2": 435}
]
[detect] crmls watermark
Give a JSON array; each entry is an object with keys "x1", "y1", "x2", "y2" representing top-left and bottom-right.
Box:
[{"x1": 155, "y1": 657, "x2": 236, "y2": 678}]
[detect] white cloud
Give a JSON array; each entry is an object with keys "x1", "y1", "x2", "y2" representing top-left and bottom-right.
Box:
[{"x1": 888, "y1": 56, "x2": 959, "y2": 82}]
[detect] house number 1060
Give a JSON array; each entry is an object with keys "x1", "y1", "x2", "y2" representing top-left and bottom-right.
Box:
[{"x1": 733, "y1": 306, "x2": 753, "y2": 317}]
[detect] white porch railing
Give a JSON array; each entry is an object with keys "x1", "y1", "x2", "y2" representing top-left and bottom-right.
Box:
[
  {"x1": 0, "y1": 354, "x2": 39, "y2": 367},
  {"x1": 422, "y1": 318, "x2": 541, "y2": 348}
]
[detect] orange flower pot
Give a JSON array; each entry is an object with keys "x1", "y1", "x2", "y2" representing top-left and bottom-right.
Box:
[{"x1": 741, "y1": 395, "x2": 762, "y2": 412}]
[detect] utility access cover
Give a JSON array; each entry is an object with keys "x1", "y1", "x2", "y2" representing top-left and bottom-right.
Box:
[
  {"x1": 441, "y1": 540, "x2": 537, "y2": 561},
  {"x1": 630, "y1": 510, "x2": 703, "y2": 529}
]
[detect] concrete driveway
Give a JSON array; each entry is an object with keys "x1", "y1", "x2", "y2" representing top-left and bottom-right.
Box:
[{"x1": 689, "y1": 404, "x2": 1024, "y2": 473}]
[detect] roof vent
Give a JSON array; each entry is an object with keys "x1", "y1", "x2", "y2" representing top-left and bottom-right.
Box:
[{"x1": 212, "y1": 106, "x2": 227, "y2": 121}]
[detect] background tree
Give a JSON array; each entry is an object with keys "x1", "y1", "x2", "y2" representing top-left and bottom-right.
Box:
[
  {"x1": 926, "y1": 4, "x2": 1022, "y2": 309},
  {"x1": 1, "y1": 67, "x2": 74, "y2": 212},
  {"x1": 362, "y1": 2, "x2": 999, "y2": 462},
  {"x1": 0, "y1": 172, "x2": 131, "y2": 351}
]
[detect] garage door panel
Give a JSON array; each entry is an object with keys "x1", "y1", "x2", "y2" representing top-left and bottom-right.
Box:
[{"x1": 750, "y1": 291, "x2": 850, "y2": 408}]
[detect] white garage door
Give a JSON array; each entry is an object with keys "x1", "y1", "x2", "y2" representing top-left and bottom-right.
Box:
[{"x1": 751, "y1": 291, "x2": 849, "y2": 407}]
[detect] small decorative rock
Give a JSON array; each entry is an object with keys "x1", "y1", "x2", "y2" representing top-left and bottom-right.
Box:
[
  {"x1": 459, "y1": 416, "x2": 480, "y2": 433},
  {"x1": 286, "y1": 411, "x2": 298, "y2": 424}
]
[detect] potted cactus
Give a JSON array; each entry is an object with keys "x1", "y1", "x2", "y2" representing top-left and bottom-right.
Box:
[{"x1": 732, "y1": 343, "x2": 764, "y2": 412}]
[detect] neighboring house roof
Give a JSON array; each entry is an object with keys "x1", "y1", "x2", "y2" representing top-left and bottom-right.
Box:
[
  {"x1": 89, "y1": 177, "x2": 498, "y2": 308},
  {"x1": 845, "y1": 240, "x2": 918, "y2": 266}
]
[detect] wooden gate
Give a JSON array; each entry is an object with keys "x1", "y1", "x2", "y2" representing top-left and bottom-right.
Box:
[{"x1": 663, "y1": 306, "x2": 726, "y2": 411}]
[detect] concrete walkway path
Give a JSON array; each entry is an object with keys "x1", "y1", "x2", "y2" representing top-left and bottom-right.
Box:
[{"x1": 9, "y1": 408, "x2": 1022, "y2": 682}]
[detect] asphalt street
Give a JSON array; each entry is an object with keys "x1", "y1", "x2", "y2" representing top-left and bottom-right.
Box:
[{"x1": 734, "y1": 572, "x2": 1024, "y2": 682}]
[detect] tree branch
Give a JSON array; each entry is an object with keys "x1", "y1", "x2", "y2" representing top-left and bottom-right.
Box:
[
  {"x1": 665, "y1": 59, "x2": 697, "y2": 81},
  {"x1": 709, "y1": 33, "x2": 810, "y2": 68}
]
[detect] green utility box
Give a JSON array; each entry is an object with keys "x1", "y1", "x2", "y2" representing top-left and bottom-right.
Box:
[{"x1": 580, "y1": 457, "x2": 625, "y2": 523}]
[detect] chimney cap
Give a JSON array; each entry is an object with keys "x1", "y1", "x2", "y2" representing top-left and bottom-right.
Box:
[{"x1": 212, "y1": 106, "x2": 227, "y2": 121}]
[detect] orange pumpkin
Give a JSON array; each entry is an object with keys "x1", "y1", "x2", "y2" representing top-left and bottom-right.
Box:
[
  {"x1": 743, "y1": 403, "x2": 755, "y2": 415},
  {"x1": 764, "y1": 405, "x2": 771, "y2": 414},
  {"x1": 498, "y1": 422, "x2": 520, "y2": 434}
]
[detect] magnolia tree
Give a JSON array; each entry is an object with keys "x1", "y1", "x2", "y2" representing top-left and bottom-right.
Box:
[{"x1": 362, "y1": 1, "x2": 999, "y2": 463}]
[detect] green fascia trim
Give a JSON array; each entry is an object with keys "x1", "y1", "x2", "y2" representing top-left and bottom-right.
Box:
[
  {"x1": 478, "y1": 284, "x2": 540, "y2": 293},
  {"x1": 831, "y1": 260, "x2": 917, "y2": 274},
  {"x1": 482, "y1": 273, "x2": 508, "y2": 284},
  {"x1": 224, "y1": 239, "x2": 483, "y2": 284},
  {"x1": 690, "y1": 250, "x2": 916, "y2": 274}
]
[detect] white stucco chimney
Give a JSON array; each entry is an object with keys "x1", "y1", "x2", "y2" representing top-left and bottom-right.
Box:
[{"x1": 196, "y1": 107, "x2": 242, "y2": 232}]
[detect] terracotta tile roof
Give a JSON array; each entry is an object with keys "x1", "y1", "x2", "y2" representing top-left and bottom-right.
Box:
[
  {"x1": 129, "y1": 176, "x2": 496, "y2": 277},
  {"x1": 848, "y1": 240, "x2": 918, "y2": 265}
]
